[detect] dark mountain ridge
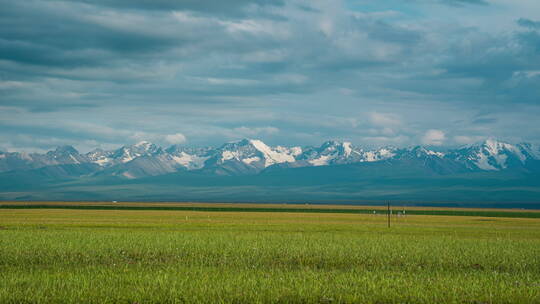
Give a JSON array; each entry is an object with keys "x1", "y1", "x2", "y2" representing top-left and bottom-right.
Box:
[{"x1": 1, "y1": 138, "x2": 539, "y2": 207}]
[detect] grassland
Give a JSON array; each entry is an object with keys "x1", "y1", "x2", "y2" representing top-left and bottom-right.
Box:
[
  {"x1": 0, "y1": 203, "x2": 539, "y2": 303},
  {"x1": 2, "y1": 201, "x2": 540, "y2": 218}
]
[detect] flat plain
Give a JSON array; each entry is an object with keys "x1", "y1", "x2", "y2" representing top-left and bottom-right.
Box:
[{"x1": 0, "y1": 203, "x2": 539, "y2": 303}]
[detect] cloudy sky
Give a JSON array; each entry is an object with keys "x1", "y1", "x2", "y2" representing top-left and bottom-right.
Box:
[{"x1": 1, "y1": 0, "x2": 539, "y2": 152}]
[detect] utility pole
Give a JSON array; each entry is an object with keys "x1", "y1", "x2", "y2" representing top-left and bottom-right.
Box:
[{"x1": 387, "y1": 201, "x2": 391, "y2": 228}]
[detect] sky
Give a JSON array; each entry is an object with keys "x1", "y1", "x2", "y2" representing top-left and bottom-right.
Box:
[{"x1": 1, "y1": 0, "x2": 539, "y2": 152}]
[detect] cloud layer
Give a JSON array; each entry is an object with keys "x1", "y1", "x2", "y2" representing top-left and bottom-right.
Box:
[{"x1": 1, "y1": 0, "x2": 539, "y2": 152}]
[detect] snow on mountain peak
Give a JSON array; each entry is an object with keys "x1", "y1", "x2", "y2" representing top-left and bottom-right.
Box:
[
  {"x1": 425, "y1": 150, "x2": 445, "y2": 157},
  {"x1": 408, "y1": 146, "x2": 445, "y2": 158},
  {"x1": 113, "y1": 141, "x2": 161, "y2": 163},
  {"x1": 304, "y1": 140, "x2": 363, "y2": 166},
  {"x1": 171, "y1": 151, "x2": 209, "y2": 170},
  {"x1": 208, "y1": 139, "x2": 300, "y2": 169},
  {"x1": 452, "y1": 138, "x2": 530, "y2": 171},
  {"x1": 483, "y1": 139, "x2": 508, "y2": 156},
  {"x1": 248, "y1": 139, "x2": 269, "y2": 150},
  {"x1": 309, "y1": 154, "x2": 334, "y2": 166},
  {"x1": 86, "y1": 148, "x2": 113, "y2": 167},
  {"x1": 343, "y1": 142, "x2": 352, "y2": 157},
  {"x1": 165, "y1": 145, "x2": 212, "y2": 170},
  {"x1": 362, "y1": 147, "x2": 396, "y2": 162},
  {"x1": 482, "y1": 139, "x2": 526, "y2": 162},
  {"x1": 4, "y1": 138, "x2": 538, "y2": 178},
  {"x1": 45, "y1": 145, "x2": 85, "y2": 164},
  {"x1": 289, "y1": 146, "x2": 303, "y2": 156},
  {"x1": 221, "y1": 150, "x2": 239, "y2": 161},
  {"x1": 248, "y1": 139, "x2": 296, "y2": 167}
]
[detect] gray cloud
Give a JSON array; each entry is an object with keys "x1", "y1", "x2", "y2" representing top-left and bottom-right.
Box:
[
  {"x1": 517, "y1": 18, "x2": 540, "y2": 30},
  {"x1": 435, "y1": 0, "x2": 489, "y2": 6},
  {"x1": 472, "y1": 118, "x2": 497, "y2": 125},
  {"x1": 1, "y1": 0, "x2": 539, "y2": 152},
  {"x1": 69, "y1": 0, "x2": 285, "y2": 16}
]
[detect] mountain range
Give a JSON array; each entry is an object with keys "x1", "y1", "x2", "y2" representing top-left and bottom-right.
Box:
[{"x1": 1, "y1": 139, "x2": 540, "y2": 207}]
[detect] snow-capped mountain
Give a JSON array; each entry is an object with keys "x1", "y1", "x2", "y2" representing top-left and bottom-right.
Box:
[
  {"x1": 86, "y1": 141, "x2": 163, "y2": 167},
  {"x1": 86, "y1": 142, "x2": 174, "y2": 178},
  {"x1": 86, "y1": 149, "x2": 114, "y2": 167},
  {"x1": 393, "y1": 146, "x2": 445, "y2": 159},
  {"x1": 110, "y1": 141, "x2": 162, "y2": 164},
  {"x1": 449, "y1": 139, "x2": 539, "y2": 171},
  {"x1": 1, "y1": 138, "x2": 539, "y2": 179},
  {"x1": 0, "y1": 145, "x2": 88, "y2": 173},
  {"x1": 298, "y1": 141, "x2": 358, "y2": 166},
  {"x1": 91, "y1": 141, "x2": 186, "y2": 179},
  {"x1": 45, "y1": 146, "x2": 87, "y2": 164},
  {"x1": 201, "y1": 139, "x2": 300, "y2": 175},
  {"x1": 99, "y1": 153, "x2": 183, "y2": 179},
  {"x1": 297, "y1": 140, "x2": 397, "y2": 166},
  {"x1": 166, "y1": 145, "x2": 212, "y2": 171},
  {"x1": 0, "y1": 151, "x2": 46, "y2": 172}
]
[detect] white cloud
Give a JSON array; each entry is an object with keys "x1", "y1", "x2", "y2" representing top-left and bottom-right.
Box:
[
  {"x1": 230, "y1": 126, "x2": 279, "y2": 137},
  {"x1": 203, "y1": 77, "x2": 260, "y2": 86},
  {"x1": 164, "y1": 133, "x2": 187, "y2": 144},
  {"x1": 453, "y1": 135, "x2": 485, "y2": 145},
  {"x1": 422, "y1": 129, "x2": 446, "y2": 146},
  {"x1": 338, "y1": 88, "x2": 355, "y2": 96},
  {"x1": 369, "y1": 112, "x2": 401, "y2": 127},
  {"x1": 0, "y1": 81, "x2": 31, "y2": 89},
  {"x1": 129, "y1": 132, "x2": 187, "y2": 145},
  {"x1": 367, "y1": 113, "x2": 401, "y2": 138}
]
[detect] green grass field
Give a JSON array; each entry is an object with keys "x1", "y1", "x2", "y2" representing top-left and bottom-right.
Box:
[{"x1": 0, "y1": 204, "x2": 539, "y2": 303}]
